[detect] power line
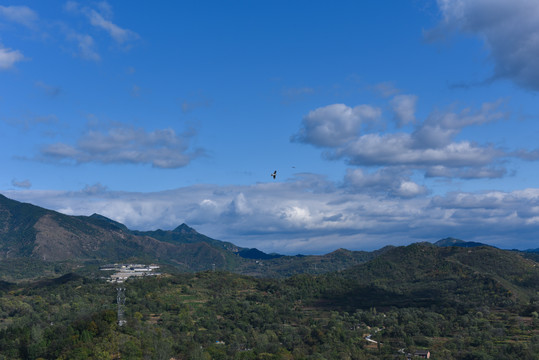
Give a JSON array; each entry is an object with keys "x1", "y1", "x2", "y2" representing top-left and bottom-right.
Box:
[{"x1": 117, "y1": 287, "x2": 126, "y2": 326}]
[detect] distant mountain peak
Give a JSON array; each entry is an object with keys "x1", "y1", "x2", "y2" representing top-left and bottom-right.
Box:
[
  {"x1": 327, "y1": 248, "x2": 353, "y2": 256},
  {"x1": 436, "y1": 237, "x2": 466, "y2": 245},
  {"x1": 173, "y1": 223, "x2": 198, "y2": 234},
  {"x1": 88, "y1": 213, "x2": 114, "y2": 221},
  {"x1": 86, "y1": 213, "x2": 129, "y2": 232}
]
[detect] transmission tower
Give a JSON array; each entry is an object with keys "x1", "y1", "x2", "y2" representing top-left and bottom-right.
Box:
[{"x1": 116, "y1": 287, "x2": 126, "y2": 326}]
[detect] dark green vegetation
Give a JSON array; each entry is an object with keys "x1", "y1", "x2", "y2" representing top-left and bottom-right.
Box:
[{"x1": 0, "y1": 243, "x2": 537, "y2": 359}]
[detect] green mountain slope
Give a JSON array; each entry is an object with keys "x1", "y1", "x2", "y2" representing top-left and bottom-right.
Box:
[
  {"x1": 237, "y1": 246, "x2": 394, "y2": 278},
  {"x1": 0, "y1": 194, "x2": 242, "y2": 270},
  {"x1": 0, "y1": 194, "x2": 48, "y2": 257},
  {"x1": 309, "y1": 243, "x2": 539, "y2": 310}
]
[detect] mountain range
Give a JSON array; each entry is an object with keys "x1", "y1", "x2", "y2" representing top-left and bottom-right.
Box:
[
  {"x1": 0, "y1": 194, "x2": 385, "y2": 279},
  {"x1": 1, "y1": 193, "x2": 538, "y2": 281}
]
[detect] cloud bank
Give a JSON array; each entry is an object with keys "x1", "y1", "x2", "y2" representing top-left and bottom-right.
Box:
[{"x1": 4, "y1": 177, "x2": 539, "y2": 254}]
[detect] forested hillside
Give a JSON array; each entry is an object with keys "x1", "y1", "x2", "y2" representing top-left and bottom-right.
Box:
[{"x1": 0, "y1": 243, "x2": 537, "y2": 359}]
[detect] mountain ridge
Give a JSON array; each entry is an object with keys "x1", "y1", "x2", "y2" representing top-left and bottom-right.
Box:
[
  {"x1": 314, "y1": 241, "x2": 539, "y2": 310},
  {"x1": 433, "y1": 237, "x2": 495, "y2": 248},
  {"x1": 2, "y1": 193, "x2": 538, "y2": 282},
  {"x1": 0, "y1": 194, "x2": 382, "y2": 279}
]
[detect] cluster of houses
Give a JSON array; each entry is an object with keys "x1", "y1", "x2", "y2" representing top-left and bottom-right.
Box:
[{"x1": 100, "y1": 263, "x2": 161, "y2": 283}]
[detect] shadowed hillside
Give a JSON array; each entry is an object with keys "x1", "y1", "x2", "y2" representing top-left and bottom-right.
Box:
[{"x1": 304, "y1": 243, "x2": 539, "y2": 311}]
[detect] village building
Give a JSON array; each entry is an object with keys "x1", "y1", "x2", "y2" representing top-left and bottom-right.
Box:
[
  {"x1": 414, "y1": 350, "x2": 430, "y2": 359},
  {"x1": 100, "y1": 263, "x2": 161, "y2": 283}
]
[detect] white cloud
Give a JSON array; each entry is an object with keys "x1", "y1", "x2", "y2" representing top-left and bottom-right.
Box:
[
  {"x1": 40, "y1": 123, "x2": 205, "y2": 168},
  {"x1": 291, "y1": 104, "x2": 382, "y2": 147},
  {"x1": 42, "y1": 143, "x2": 79, "y2": 158},
  {"x1": 344, "y1": 168, "x2": 396, "y2": 191},
  {"x1": 0, "y1": 46, "x2": 25, "y2": 70},
  {"x1": 296, "y1": 100, "x2": 511, "y2": 180},
  {"x1": 0, "y1": 6, "x2": 35, "y2": 70},
  {"x1": 0, "y1": 5, "x2": 38, "y2": 28},
  {"x1": 338, "y1": 134, "x2": 500, "y2": 168},
  {"x1": 66, "y1": 1, "x2": 138, "y2": 45},
  {"x1": 67, "y1": 32, "x2": 100, "y2": 61},
  {"x1": 425, "y1": 165, "x2": 507, "y2": 179},
  {"x1": 35, "y1": 81, "x2": 61, "y2": 97},
  {"x1": 96, "y1": 1, "x2": 114, "y2": 20},
  {"x1": 372, "y1": 81, "x2": 400, "y2": 97},
  {"x1": 344, "y1": 168, "x2": 427, "y2": 198},
  {"x1": 412, "y1": 100, "x2": 507, "y2": 149},
  {"x1": 226, "y1": 193, "x2": 252, "y2": 216},
  {"x1": 390, "y1": 94, "x2": 418, "y2": 126},
  {"x1": 64, "y1": 1, "x2": 80, "y2": 13},
  {"x1": 395, "y1": 181, "x2": 428, "y2": 198},
  {"x1": 434, "y1": 0, "x2": 539, "y2": 91},
  {"x1": 85, "y1": 8, "x2": 138, "y2": 44},
  {"x1": 11, "y1": 179, "x2": 31, "y2": 189},
  {"x1": 4, "y1": 113, "x2": 59, "y2": 132},
  {"x1": 82, "y1": 183, "x2": 108, "y2": 195}
]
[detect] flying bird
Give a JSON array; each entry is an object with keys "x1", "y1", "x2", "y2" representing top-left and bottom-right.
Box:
[{"x1": 271, "y1": 170, "x2": 277, "y2": 179}]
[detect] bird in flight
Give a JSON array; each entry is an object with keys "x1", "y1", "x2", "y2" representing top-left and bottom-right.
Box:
[{"x1": 271, "y1": 170, "x2": 277, "y2": 179}]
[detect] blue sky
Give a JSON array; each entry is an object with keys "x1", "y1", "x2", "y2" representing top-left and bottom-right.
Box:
[{"x1": 2, "y1": 0, "x2": 539, "y2": 254}]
